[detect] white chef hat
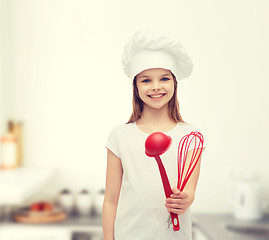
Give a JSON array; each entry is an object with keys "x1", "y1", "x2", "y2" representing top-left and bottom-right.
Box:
[{"x1": 122, "y1": 30, "x2": 193, "y2": 81}]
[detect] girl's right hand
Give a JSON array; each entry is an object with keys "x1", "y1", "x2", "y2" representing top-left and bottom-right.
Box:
[{"x1": 165, "y1": 187, "x2": 192, "y2": 215}]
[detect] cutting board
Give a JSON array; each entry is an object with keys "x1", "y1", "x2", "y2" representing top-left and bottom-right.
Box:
[{"x1": 13, "y1": 208, "x2": 67, "y2": 223}]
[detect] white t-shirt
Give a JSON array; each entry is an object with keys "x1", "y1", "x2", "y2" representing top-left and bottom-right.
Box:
[{"x1": 105, "y1": 122, "x2": 205, "y2": 240}]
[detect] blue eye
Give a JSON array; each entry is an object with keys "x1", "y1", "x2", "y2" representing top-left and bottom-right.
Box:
[
  {"x1": 161, "y1": 77, "x2": 170, "y2": 81},
  {"x1": 142, "y1": 79, "x2": 150, "y2": 83}
]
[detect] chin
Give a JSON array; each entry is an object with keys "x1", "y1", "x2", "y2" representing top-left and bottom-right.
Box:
[{"x1": 146, "y1": 103, "x2": 169, "y2": 110}]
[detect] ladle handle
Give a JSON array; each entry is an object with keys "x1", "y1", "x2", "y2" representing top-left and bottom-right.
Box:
[
  {"x1": 170, "y1": 213, "x2": 180, "y2": 231},
  {"x1": 155, "y1": 155, "x2": 180, "y2": 231}
]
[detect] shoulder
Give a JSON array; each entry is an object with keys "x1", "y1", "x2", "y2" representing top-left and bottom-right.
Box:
[
  {"x1": 177, "y1": 121, "x2": 206, "y2": 148},
  {"x1": 106, "y1": 123, "x2": 136, "y2": 149},
  {"x1": 108, "y1": 122, "x2": 135, "y2": 136},
  {"x1": 177, "y1": 121, "x2": 205, "y2": 136}
]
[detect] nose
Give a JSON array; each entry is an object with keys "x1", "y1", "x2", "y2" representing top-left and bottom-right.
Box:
[{"x1": 152, "y1": 81, "x2": 161, "y2": 91}]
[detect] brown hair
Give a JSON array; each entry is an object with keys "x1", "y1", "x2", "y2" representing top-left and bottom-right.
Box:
[{"x1": 127, "y1": 74, "x2": 185, "y2": 124}]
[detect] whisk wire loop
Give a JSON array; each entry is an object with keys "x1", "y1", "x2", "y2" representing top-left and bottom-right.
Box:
[{"x1": 177, "y1": 132, "x2": 204, "y2": 191}]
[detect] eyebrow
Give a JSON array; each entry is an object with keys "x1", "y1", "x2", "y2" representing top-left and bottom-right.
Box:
[{"x1": 137, "y1": 73, "x2": 171, "y2": 79}]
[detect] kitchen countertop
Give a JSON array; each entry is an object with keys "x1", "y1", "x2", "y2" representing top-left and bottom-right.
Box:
[
  {"x1": 1, "y1": 211, "x2": 269, "y2": 239},
  {"x1": 192, "y1": 213, "x2": 269, "y2": 240},
  {"x1": 0, "y1": 213, "x2": 102, "y2": 232}
]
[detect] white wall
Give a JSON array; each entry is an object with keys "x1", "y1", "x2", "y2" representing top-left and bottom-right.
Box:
[
  {"x1": 0, "y1": 0, "x2": 3, "y2": 134},
  {"x1": 1, "y1": 0, "x2": 269, "y2": 214}
]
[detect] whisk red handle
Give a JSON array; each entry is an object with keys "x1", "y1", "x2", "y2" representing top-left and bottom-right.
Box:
[{"x1": 155, "y1": 155, "x2": 180, "y2": 231}]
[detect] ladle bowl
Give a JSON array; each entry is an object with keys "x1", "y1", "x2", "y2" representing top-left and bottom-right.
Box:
[{"x1": 145, "y1": 132, "x2": 172, "y2": 157}]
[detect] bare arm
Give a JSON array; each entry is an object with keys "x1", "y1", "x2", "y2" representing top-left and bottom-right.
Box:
[{"x1": 102, "y1": 149, "x2": 123, "y2": 240}]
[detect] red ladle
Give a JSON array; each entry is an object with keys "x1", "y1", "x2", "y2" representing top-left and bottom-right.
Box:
[{"x1": 145, "y1": 132, "x2": 180, "y2": 231}]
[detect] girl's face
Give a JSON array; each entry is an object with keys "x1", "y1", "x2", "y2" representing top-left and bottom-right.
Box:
[{"x1": 136, "y1": 68, "x2": 175, "y2": 110}]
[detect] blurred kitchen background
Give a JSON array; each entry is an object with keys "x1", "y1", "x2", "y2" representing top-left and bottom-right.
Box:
[{"x1": 1, "y1": 0, "x2": 269, "y2": 239}]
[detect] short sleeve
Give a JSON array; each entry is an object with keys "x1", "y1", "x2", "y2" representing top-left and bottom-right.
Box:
[
  {"x1": 105, "y1": 126, "x2": 121, "y2": 159},
  {"x1": 188, "y1": 134, "x2": 205, "y2": 152}
]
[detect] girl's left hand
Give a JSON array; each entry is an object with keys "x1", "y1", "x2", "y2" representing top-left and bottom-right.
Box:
[{"x1": 165, "y1": 187, "x2": 192, "y2": 215}]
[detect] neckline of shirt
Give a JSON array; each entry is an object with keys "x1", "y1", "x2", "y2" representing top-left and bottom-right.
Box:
[{"x1": 133, "y1": 121, "x2": 180, "y2": 136}]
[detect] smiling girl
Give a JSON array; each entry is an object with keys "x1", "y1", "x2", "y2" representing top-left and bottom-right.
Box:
[{"x1": 103, "y1": 30, "x2": 205, "y2": 240}]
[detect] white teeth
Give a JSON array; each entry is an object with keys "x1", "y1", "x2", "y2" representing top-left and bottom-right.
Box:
[{"x1": 150, "y1": 94, "x2": 165, "y2": 98}]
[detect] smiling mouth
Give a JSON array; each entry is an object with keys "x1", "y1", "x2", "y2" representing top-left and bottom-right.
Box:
[{"x1": 148, "y1": 93, "x2": 166, "y2": 98}]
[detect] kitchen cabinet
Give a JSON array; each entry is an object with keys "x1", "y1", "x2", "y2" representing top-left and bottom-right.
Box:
[
  {"x1": 0, "y1": 215, "x2": 103, "y2": 240},
  {"x1": 192, "y1": 224, "x2": 209, "y2": 240},
  {"x1": 192, "y1": 213, "x2": 269, "y2": 240},
  {"x1": 0, "y1": 226, "x2": 70, "y2": 240},
  {"x1": 0, "y1": 166, "x2": 55, "y2": 205}
]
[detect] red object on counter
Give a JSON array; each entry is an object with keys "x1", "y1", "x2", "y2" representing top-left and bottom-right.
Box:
[{"x1": 30, "y1": 202, "x2": 54, "y2": 212}]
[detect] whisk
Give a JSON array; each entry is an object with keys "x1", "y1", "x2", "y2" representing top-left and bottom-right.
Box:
[
  {"x1": 177, "y1": 131, "x2": 204, "y2": 191},
  {"x1": 145, "y1": 131, "x2": 204, "y2": 231}
]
